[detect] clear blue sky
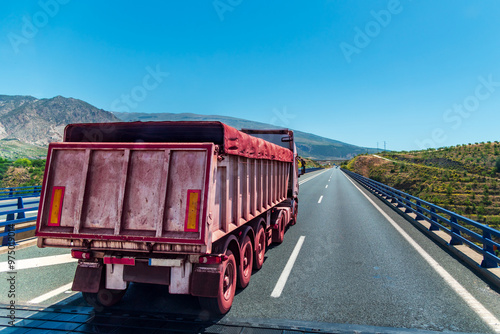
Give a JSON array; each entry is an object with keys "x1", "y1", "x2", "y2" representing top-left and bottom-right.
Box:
[{"x1": 1, "y1": 1, "x2": 499, "y2": 151}]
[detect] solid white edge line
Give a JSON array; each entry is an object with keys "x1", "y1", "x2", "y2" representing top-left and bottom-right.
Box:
[
  {"x1": 342, "y1": 172, "x2": 500, "y2": 333},
  {"x1": 28, "y1": 282, "x2": 74, "y2": 304},
  {"x1": 0, "y1": 254, "x2": 77, "y2": 272},
  {"x1": 271, "y1": 236, "x2": 305, "y2": 298},
  {"x1": 318, "y1": 196, "x2": 323, "y2": 204},
  {"x1": 299, "y1": 169, "x2": 329, "y2": 185}
]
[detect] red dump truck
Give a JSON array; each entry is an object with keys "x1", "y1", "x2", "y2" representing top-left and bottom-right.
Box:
[{"x1": 35, "y1": 121, "x2": 301, "y2": 314}]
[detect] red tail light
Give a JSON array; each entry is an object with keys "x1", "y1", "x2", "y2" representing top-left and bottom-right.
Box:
[
  {"x1": 71, "y1": 250, "x2": 92, "y2": 259},
  {"x1": 199, "y1": 254, "x2": 228, "y2": 264}
]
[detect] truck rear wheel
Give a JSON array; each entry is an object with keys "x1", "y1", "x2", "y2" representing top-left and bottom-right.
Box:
[
  {"x1": 253, "y1": 224, "x2": 266, "y2": 270},
  {"x1": 82, "y1": 288, "x2": 127, "y2": 309},
  {"x1": 199, "y1": 250, "x2": 237, "y2": 315},
  {"x1": 273, "y1": 214, "x2": 285, "y2": 244},
  {"x1": 290, "y1": 201, "x2": 298, "y2": 226},
  {"x1": 237, "y1": 236, "x2": 253, "y2": 288}
]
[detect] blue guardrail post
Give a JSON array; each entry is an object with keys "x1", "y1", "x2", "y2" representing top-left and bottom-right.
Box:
[
  {"x1": 481, "y1": 230, "x2": 498, "y2": 268},
  {"x1": 415, "y1": 200, "x2": 425, "y2": 220},
  {"x1": 1, "y1": 197, "x2": 25, "y2": 247},
  {"x1": 449, "y1": 217, "x2": 463, "y2": 246},
  {"x1": 1, "y1": 212, "x2": 15, "y2": 247},
  {"x1": 17, "y1": 197, "x2": 25, "y2": 219},
  {"x1": 429, "y1": 207, "x2": 440, "y2": 231}
]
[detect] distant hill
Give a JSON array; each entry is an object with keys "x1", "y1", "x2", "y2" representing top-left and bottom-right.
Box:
[
  {"x1": 114, "y1": 112, "x2": 378, "y2": 160},
  {"x1": 344, "y1": 142, "x2": 500, "y2": 229},
  {"x1": 0, "y1": 95, "x2": 120, "y2": 146}
]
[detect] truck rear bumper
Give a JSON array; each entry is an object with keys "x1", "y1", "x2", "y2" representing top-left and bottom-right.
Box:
[
  {"x1": 72, "y1": 254, "x2": 223, "y2": 298},
  {"x1": 38, "y1": 237, "x2": 206, "y2": 254},
  {"x1": 72, "y1": 253, "x2": 206, "y2": 295}
]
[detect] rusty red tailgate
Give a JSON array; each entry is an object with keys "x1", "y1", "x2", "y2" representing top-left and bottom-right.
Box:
[{"x1": 36, "y1": 142, "x2": 214, "y2": 249}]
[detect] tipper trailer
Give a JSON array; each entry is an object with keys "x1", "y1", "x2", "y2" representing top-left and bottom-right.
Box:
[{"x1": 35, "y1": 121, "x2": 301, "y2": 314}]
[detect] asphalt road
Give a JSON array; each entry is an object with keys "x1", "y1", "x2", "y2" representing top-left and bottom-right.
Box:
[{"x1": 2, "y1": 169, "x2": 500, "y2": 333}]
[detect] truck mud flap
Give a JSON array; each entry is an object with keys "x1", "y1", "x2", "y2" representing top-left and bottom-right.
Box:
[
  {"x1": 72, "y1": 264, "x2": 103, "y2": 293},
  {"x1": 189, "y1": 264, "x2": 222, "y2": 298}
]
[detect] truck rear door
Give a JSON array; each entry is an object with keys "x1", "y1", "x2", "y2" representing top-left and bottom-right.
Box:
[{"x1": 36, "y1": 142, "x2": 214, "y2": 251}]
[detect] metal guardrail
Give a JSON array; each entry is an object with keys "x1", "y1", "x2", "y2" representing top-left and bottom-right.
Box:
[
  {"x1": 0, "y1": 185, "x2": 42, "y2": 199},
  {"x1": 342, "y1": 168, "x2": 500, "y2": 269},
  {"x1": 0, "y1": 196, "x2": 39, "y2": 246}
]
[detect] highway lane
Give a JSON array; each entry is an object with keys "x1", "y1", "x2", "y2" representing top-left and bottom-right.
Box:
[
  {"x1": 223, "y1": 168, "x2": 500, "y2": 332},
  {"x1": 2, "y1": 168, "x2": 500, "y2": 333},
  {"x1": 0, "y1": 246, "x2": 76, "y2": 306},
  {"x1": 256, "y1": 168, "x2": 500, "y2": 332}
]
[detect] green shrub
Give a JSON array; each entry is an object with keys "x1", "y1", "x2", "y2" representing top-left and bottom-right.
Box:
[{"x1": 13, "y1": 158, "x2": 31, "y2": 167}]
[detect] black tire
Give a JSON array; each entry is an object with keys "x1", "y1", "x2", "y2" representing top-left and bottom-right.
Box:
[
  {"x1": 199, "y1": 250, "x2": 237, "y2": 315},
  {"x1": 253, "y1": 224, "x2": 266, "y2": 270},
  {"x1": 97, "y1": 288, "x2": 127, "y2": 307},
  {"x1": 82, "y1": 292, "x2": 102, "y2": 309},
  {"x1": 237, "y1": 236, "x2": 253, "y2": 288},
  {"x1": 82, "y1": 288, "x2": 127, "y2": 309},
  {"x1": 290, "y1": 201, "x2": 298, "y2": 226},
  {"x1": 273, "y1": 214, "x2": 285, "y2": 244}
]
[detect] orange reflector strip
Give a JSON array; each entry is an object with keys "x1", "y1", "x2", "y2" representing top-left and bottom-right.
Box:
[
  {"x1": 184, "y1": 189, "x2": 201, "y2": 232},
  {"x1": 48, "y1": 186, "x2": 65, "y2": 226}
]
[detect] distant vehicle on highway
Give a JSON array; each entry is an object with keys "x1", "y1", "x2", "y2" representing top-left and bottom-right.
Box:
[{"x1": 35, "y1": 121, "x2": 302, "y2": 314}]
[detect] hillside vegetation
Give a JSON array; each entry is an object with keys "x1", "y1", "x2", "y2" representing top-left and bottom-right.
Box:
[
  {"x1": 0, "y1": 157, "x2": 45, "y2": 188},
  {"x1": 0, "y1": 139, "x2": 47, "y2": 160},
  {"x1": 344, "y1": 142, "x2": 500, "y2": 230}
]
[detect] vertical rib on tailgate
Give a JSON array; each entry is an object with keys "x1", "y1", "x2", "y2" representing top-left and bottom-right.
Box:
[{"x1": 36, "y1": 142, "x2": 214, "y2": 252}]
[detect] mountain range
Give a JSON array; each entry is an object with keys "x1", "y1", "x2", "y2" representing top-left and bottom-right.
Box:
[
  {"x1": 0, "y1": 95, "x2": 119, "y2": 146},
  {"x1": 0, "y1": 95, "x2": 377, "y2": 160},
  {"x1": 114, "y1": 112, "x2": 376, "y2": 159}
]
